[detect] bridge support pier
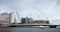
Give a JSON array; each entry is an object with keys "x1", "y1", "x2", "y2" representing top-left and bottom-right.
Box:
[{"x1": 49, "y1": 25, "x2": 57, "y2": 28}]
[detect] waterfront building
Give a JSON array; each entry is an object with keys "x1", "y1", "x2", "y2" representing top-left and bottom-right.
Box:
[
  {"x1": 28, "y1": 17, "x2": 33, "y2": 24},
  {"x1": 21, "y1": 18, "x2": 26, "y2": 24},
  {"x1": 9, "y1": 12, "x2": 15, "y2": 24},
  {"x1": 0, "y1": 13, "x2": 9, "y2": 24},
  {"x1": 33, "y1": 20, "x2": 49, "y2": 24},
  {"x1": 25, "y1": 17, "x2": 29, "y2": 24},
  {"x1": 21, "y1": 17, "x2": 33, "y2": 24},
  {"x1": 0, "y1": 12, "x2": 15, "y2": 25}
]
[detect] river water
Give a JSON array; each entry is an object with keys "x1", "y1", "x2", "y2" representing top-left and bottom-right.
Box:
[{"x1": 0, "y1": 27, "x2": 60, "y2": 32}]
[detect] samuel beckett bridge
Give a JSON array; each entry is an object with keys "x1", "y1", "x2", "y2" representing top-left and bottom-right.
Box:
[{"x1": 0, "y1": 7, "x2": 60, "y2": 28}]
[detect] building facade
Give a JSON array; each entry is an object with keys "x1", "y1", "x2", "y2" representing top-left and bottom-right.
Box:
[
  {"x1": 0, "y1": 13, "x2": 9, "y2": 24},
  {"x1": 21, "y1": 17, "x2": 33, "y2": 24},
  {"x1": 33, "y1": 20, "x2": 49, "y2": 24},
  {"x1": 0, "y1": 12, "x2": 15, "y2": 25},
  {"x1": 9, "y1": 13, "x2": 15, "y2": 24}
]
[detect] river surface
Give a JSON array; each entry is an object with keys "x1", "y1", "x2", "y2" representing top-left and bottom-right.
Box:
[{"x1": 0, "y1": 27, "x2": 60, "y2": 32}]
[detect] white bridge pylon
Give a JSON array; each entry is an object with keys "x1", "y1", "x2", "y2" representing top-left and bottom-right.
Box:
[{"x1": 14, "y1": 11, "x2": 21, "y2": 23}]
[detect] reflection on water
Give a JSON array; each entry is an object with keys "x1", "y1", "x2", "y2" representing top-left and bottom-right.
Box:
[{"x1": 0, "y1": 27, "x2": 60, "y2": 32}]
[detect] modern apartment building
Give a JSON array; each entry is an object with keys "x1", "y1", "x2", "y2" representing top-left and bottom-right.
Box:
[
  {"x1": 9, "y1": 13, "x2": 15, "y2": 24},
  {"x1": 21, "y1": 17, "x2": 33, "y2": 24},
  {"x1": 0, "y1": 12, "x2": 15, "y2": 25},
  {"x1": 0, "y1": 13, "x2": 9, "y2": 24}
]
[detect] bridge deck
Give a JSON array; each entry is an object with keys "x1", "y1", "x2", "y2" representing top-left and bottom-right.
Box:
[{"x1": 10, "y1": 24, "x2": 60, "y2": 26}]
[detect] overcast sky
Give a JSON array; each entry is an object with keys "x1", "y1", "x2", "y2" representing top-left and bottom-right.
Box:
[{"x1": 0, "y1": 0, "x2": 60, "y2": 24}]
